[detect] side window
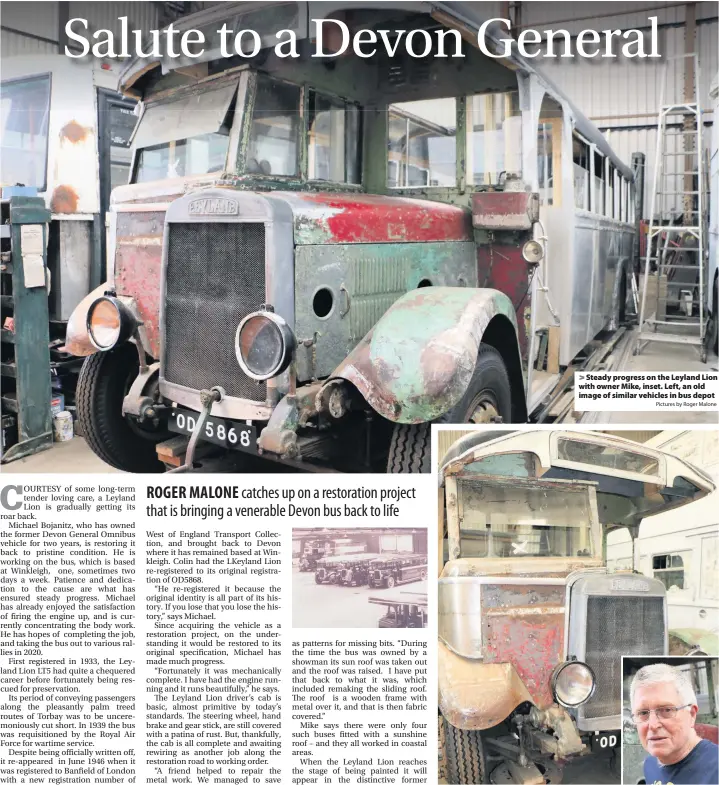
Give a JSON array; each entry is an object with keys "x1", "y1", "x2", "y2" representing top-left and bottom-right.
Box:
[
  {"x1": 700, "y1": 537, "x2": 719, "y2": 600},
  {"x1": 466, "y1": 90, "x2": 522, "y2": 187},
  {"x1": 595, "y1": 153, "x2": 606, "y2": 215},
  {"x1": 573, "y1": 133, "x2": 590, "y2": 210},
  {"x1": 605, "y1": 161, "x2": 614, "y2": 218},
  {"x1": 0, "y1": 75, "x2": 51, "y2": 190},
  {"x1": 537, "y1": 122, "x2": 553, "y2": 205},
  {"x1": 652, "y1": 553, "x2": 686, "y2": 590},
  {"x1": 308, "y1": 91, "x2": 361, "y2": 184},
  {"x1": 388, "y1": 98, "x2": 456, "y2": 188},
  {"x1": 247, "y1": 75, "x2": 301, "y2": 177},
  {"x1": 537, "y1": 95, "x2": 563, "y2": 207}
]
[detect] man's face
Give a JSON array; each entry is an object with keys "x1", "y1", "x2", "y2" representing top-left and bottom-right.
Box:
[{"x1": 633, "y1": 681, "x2": 697, "y2": 763}]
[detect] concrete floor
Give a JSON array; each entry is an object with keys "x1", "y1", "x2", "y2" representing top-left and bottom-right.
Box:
[
  {"x1": 1, "y1": 435, "x2": 123, "y2": 473},
  {"x1": 588, "y1": 328, "x2": 719, "y2": 425}
]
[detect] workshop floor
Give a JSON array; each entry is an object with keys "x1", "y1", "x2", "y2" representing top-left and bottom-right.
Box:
[
  {"x1": 1, "y1": 436, "x2": 122, "y2": 473},
  {"x1": 593, "y1": 329, "x2": 718, "y2": 425}
]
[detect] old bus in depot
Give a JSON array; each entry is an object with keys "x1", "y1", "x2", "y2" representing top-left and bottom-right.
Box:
[
  {"x1": 437, "y1": 430, "x2": 714, "y2": 784},
  {"x1": 367, "y1": 553, "x2": 428, "y2": 589},
  {"x1": 63, "y1": 1, "x2": 636, "y2": 474},
  {"x1": 337, "y1": 553, "x2": 378, "y2": 586},
  {"x1": 370, "y1": 585, "x2": 428, "y2": 628},
  {"x1": 314, "y1": 554, "x2": 354, "y2": 585}
]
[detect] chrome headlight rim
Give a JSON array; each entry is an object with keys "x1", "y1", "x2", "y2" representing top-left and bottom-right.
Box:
[
  {"x1": 551, "y1": 660, "x2": 596, "y2": 708},
  {"x1": 86, "y1": 295, "x2": 137, "y2": 352},
  {"x1": 522, "y1": 238, "x2": 545, "y2": 264},
  {"x1": 234, "y1": 310, "x2": 295, "y2": 382}
]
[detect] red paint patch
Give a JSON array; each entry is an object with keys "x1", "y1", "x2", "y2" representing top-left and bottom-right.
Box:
[
  {"x1": 484, "y1": 613, "x2": 564, "y2": 708},
  {"x1": 115, "y1": 244, "x2": 163, "y2": 357},
  {"x1": 293, "y1": 193, "x2": 472, "y2": 244},
  {"x1": 50, "y1": 185, "x2": 79, "y2": 214},
  {"x1": 477, "y1": 243, "x2": 531, "y2": 358}
]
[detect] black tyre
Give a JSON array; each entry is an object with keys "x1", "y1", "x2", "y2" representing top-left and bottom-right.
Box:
[
  {"x1": 386, "y1": 576, "x2": 396, "y2": 589},
  {"x1": 76, "y1": 344, "x2": 167, "y2": 473},
  {"x1": 443, "y1": 717, "x2": 486, "y2": 784},
  {"x1": 387, "y1": 344, "x2": 512, "y2": 473},
  {"x1": 315, "y1": 573, "x2": 323, "y2": 584}
]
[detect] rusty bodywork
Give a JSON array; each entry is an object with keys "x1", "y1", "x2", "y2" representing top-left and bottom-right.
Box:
[{"x1": 63, "y1": 2, "x2": 638, "y2": 473}]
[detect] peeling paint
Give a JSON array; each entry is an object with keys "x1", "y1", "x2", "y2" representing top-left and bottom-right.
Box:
[
  {"x1": 60, "y1": 120, "x2": 90, "y2": 144},
  {"x1": 324, "y1": 287, "x2": 518, "y2": 423},
  {"x1": 50, "y1": 185, "x2": 79, "y2": 214}
]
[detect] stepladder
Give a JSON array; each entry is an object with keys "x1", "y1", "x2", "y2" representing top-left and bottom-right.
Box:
[{"x1": 636, "y1": 53, "x2": 709, "y2": 362}]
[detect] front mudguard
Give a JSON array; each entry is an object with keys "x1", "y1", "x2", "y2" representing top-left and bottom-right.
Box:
[
  {"x1": 62, "y1": 282, "x2": 111, "y2": 356},
  {"x1": 321, "y1": 287, "x2": 522, "y2": 424},
  {"x1": 439, "y1": 640, "x2": 535, "y2": 731}
]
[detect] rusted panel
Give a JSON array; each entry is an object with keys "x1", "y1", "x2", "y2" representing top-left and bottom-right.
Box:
[
  {"x1": 115, "y1": 243, "x2": 163, "y2": 358},
  {"x1": 59, "y1": 120, "x2": 90, "y2": 144},
  {"x1": 482, "y1": 583, "x2": 565, "y2": 708},
  {"x1": 443, "y1": 557, "x2": 603, "y2": 578},
  {"x1": 324, "y1": 286, "x2": 518, "y2": 424},
  {"x1": 477, "y1": 242, "x2": 531, "y2": 358},
  {"x1": 274, "y1": 192, "x2": 473, "y2": 245},
  {"x1": 50, "y1": 184, "x2": 79, "y2": 214},
  {"x1": 62, "y1": 282, "x2": 109, "y2": 356},
  {"x1": 472, "y1": 192, "x2": 540, "y2": 231},
  {"x1": 439, "y1": 642, "x2": 534, "y2": 731}
]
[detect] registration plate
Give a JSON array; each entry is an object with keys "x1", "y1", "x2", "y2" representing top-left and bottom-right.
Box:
[
  {"x1": 590, "y1": 732, "x2": 618, "y2": 751},
  {"x1": 169, "y1": 408, "x2": 256, "y2": 452}
]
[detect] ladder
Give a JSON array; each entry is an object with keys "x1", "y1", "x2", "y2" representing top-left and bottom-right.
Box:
[{"x1": 636, "y1": 53, "x2": 708, "y2": 362}]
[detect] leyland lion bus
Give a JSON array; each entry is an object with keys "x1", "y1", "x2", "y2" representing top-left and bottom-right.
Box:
[{"x1": 63, "y1": 2, "x2": 636, "y2": 473}]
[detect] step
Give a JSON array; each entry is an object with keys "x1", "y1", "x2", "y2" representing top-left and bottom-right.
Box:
[
  {"x1": 0, "y1": 329, "x2": 14, "y2": 344},
  {"x1": 636, "y1": 331, "x2": 703, "y2": 346},
  {"x1": 0, "y1": 362, "x2": 16, "y2": 378}
]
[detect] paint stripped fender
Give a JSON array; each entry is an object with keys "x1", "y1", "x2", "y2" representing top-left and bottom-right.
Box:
[
  {"x1": 63, "y1": 282, "x2": 111, "y2": 357},
  {"x1": 320, "y1": 287, "x2": 522, "y2": 424},
  {"x1": 439, "y1": 641, "x2": 534, "y2": 731}
]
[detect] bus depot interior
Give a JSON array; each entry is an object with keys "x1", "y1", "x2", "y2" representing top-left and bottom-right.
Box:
[
  {"x1": 292, "y1": 527, "x2": 428, "y2": 628},
  {"x1": 1, "y1": 1, "x2": 717, "y2": 473}
]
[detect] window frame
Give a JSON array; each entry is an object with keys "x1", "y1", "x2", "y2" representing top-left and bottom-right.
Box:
[
  {"x1": 652, "y1": 551, "x2": 688, "y2": 591},
  {"x1": 387, "y1": 97, "x2": 459, "y2": 190},
  {"x1": 307, "y1": 88, "x2": 363, "y2": 186},
  {"x1": 0, "y1": 72, "x2": 52, "y2": 193}
]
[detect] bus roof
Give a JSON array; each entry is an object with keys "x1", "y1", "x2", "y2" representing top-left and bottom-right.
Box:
[{"x1": 118, "y1": 1, "x2": 633, "y2": 179}]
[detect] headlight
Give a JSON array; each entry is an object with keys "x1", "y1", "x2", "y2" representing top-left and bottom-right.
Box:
[
  {"x1": 235, "y1": 310, "x2": 295, "y2": 381},
  {"x1": 86, "y1": 296, "x2": 137, "y2": 351},
  {"x1": 551, "y1": 661, "x2": 596, "y2": 708},
  {"x1": 522, "y1": 239, "x2": 544, "y2": 264}
]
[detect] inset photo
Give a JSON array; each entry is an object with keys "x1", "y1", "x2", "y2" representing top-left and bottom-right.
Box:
[
  {"x1": 437, "y1": 428, "x2": 718, "y2": 785},
  {"x1": 292, "y1": 527, "x2": 427, "y2": 628},
  {"x1": 622, "y1": 657, "x2": 718, "y2": 785}
]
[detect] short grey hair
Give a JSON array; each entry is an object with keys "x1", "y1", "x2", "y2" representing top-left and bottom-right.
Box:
[{"x1": 630, "y1": 663, "x2": 697, "y2": 709}]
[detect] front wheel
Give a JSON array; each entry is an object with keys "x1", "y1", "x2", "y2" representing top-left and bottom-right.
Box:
[
  {"x1": 387, "y1": 344, "x2": 512, "y2": 473},
  {"x1": 443, "y1": 717, "x2": 486, "y2": 784},
  {"x1": 76, "y1": 344, "x2": 167, "y2": 473}
]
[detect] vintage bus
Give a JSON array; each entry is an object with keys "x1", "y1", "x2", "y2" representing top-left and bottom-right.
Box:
[
  {"x1": 367, "y1": 553, "x2": 428, "y2": 589},
  {"x1": 63, "y1": 2, "x2": 636, "y2": 473},
  {"x1": 336, "y1": 553, "x2": 380, "y2": 586},
  {"x1": 314, "y1": 554, "x2": 352, "y2": 585},
  {"x1": 438, "y1": 429, "x2": 714, "y2": 784},
  {"x1": 370, "y1": 585, "x2": 428, "y2": 628}
]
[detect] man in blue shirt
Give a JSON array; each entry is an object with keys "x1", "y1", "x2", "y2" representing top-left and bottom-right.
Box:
[{"x1": 631, "y1": 663, "x2": 719, "y2": 785}]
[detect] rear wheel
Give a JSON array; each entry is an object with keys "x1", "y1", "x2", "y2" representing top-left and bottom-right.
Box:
[
  {"x1": 387, "y1": 344, "x2": 512, "y2": 473},
  {"x1": 443, "y1": 717, "x2": 486, "y2": 784},
  {"x1": 76, "y1": 344, "x2": 167, "y2": 473}
]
